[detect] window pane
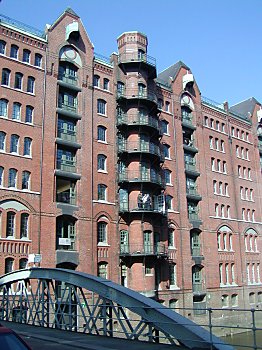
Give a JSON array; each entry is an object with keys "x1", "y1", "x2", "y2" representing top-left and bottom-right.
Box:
[
  {"x1": 12, "y1": 103, "x2": 21, "y2": 120},
  {"x1": 23, "y1": 49, "x2": 30, "y2": 63},
  {"x1": 27, "y1": 76, "x2": 35, "y2": 93},
  {"x1": 98, "y1": 222, "x2": 107, "y2": 243},
  {"x1": 8, "y1": 168, "x2": 17, "y2": 187},
  {"x1": 6, "y1": 212, "x2": 15, "y2": 236},
  {"x1": 0, "y1": 99, "x2": 8, "y2": 117},
  {"x1": 22, "y1": 171, "x2": 30, "y2": 190},
  {"x1": 34, "y1": 53, "x2": 42, "y2": 67},
  {"x1": 20, "y1": 214, "x2": 29, "y2": 238}
]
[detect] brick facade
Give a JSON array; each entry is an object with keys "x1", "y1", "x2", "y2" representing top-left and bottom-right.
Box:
[{"x1": 0, "y1": 8, "x2": 261, "y2": 320}]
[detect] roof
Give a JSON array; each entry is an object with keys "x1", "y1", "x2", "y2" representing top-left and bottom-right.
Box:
[
  {"x1": 64, "y1": 7, "x2": 79, "y2": 18},
  {"x1": 229, "y1": 97, "x2": 261, "y2": 121},
  {"x1": 156, "y1": 61, "x2": 190, "y2": 86}
]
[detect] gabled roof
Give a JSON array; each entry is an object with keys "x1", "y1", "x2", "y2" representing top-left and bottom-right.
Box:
[
  {"x1": 229, "y1": 97, "x2": 261, "y2": 120},
  {"x1": 156, "y1": 61, "x2": 190, "y2": 85},
  {"x1": 64, "y1": 7, "x2": 79, "y2": 18}
]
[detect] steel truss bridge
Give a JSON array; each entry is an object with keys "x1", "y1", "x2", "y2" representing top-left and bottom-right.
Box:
[{"x1": 0, "y1": 268, "x2": 232, "y2": 350}]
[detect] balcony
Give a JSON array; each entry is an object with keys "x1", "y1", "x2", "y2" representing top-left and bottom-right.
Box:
[
  {"x1": 118, "y1": 52, "x2": 156, "y2": 78},
  {"x1": 192, "y1": 282, "x2": 206, "y2": 295},
  {"x1": 117, "y1": 113, "x2": 162, "y2": 135},
  {"x1": 116, "y1": 89, "x2": 158, "y2": 107},
  {"x1": 183, "y1": 138, "x2": 198, "y2": 153},
  {"x1": 120, "y1": 243, "x2": 167, "y2": 258},
  {"x1": 184, "y1": 161, "x2": 200, "y2": 177},
  {"x1": 182, "y1": 115, "x2": 196, "y2": 130},
  {"x1": 186, "y1": 187, "x2": 202, "y2": 201},
  {"x1": 188, "y1": 211, "x2": 202, "y2": 228},
  {"x1": 118, "y1": 141, "x2": 164, "y2": 161},
  {"x1": 56, "y1": 129, "x2": 81, "y2": 149},
  {"x1": 57, "y1": 101, "x2": 81, "y2": 120},
  {"x1": 57, "y1": 73, "x2": 81, "y2": 92},
  {"x1": 119, "y1": 170, "x2": 165, "y2": 188},
  {"x1": 56, "y1": 192, "x2": 76, "y2": 205},
  {"x1": 119, "y1": 199, "x2": 167, "y2": 216}
]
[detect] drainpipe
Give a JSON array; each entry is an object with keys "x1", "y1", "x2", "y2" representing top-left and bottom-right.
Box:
[{"x1": 38, "y1": 42, "x2": 48, "y2": 261}]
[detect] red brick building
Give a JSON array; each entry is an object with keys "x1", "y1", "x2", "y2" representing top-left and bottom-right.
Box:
[{"x1": 0, "y1": 8, "x2": 261, "y2": 317}]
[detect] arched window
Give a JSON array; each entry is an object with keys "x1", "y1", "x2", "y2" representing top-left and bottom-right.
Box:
[
  {"x1": 34, "y1": 53, "x2": 42, "y2": 67},
  {"x1": 19, "y1": 258, "x2": 28, "y2": 269},
  {"x1": 22, "y1": 171, "x2": 30, "y2": 190},
  {"x1": 12, "y1": 102, "x2": 21, "y2": 120},
  {"x1": 25, "y1": 105, "x2": 33, "y2": 123},
  {"x1": 2, "y1": 68, "x2": 10, "y2": 86},
  {"x1": 97, "y1": 154, "x2": 107, "y2": 171},
  {"x1": 22, "y1": 49, "x2": 30, "y2": 63},
  {"x1": 0, "y1": 166, "x2": 3, "y2": 186},
  {"x1": 20, "y1": 213, "x2": 29, "y2": 238},
  {"x1": 163, "y1": 144, "x2": 170, "y2": 159},
  {"x1": 169, "y1": 263, "x2": 177, "y2": 286},
  {"x1": 168, "y1": 228, "x2": 175, "y2": 248},
  {"x1": 0, "y1": 40, "x2": 6, "y2": 54},
  {"x1": 5, "y1": 257, "x2": 14, "y2": 273},
  {"x1": 97, "y1": 125, "x2": 106, "y2": 142},
  {"x1": 164, "y1": 169, "x2": 171, "y2": 185},
  {"x1": 10, "y1": 44, "x2": 19, "y2": 59},
  {"x1": 166, "y1": 195, "x2": 173, "y2": 210},
  {"x1": 8, "y1": 168, "x2": 17, "y2": 188},
  {"x1": 23, "y1": 137, "x2": 32, "y2": 156},
  {"x1": 10, "y1": 134, "x2": 19, "y2": 153},
  {"x1": 0, "y1": 131, "x2": 6, "y2": 151},
  {"x1": 14, "y1": 72, "x2": 23, "y2": 89},
  {"x1": 138, "y1": 83, "x2": 146, "y2": 97},
  {"x1": 6, "y1": 211, "x2": 15, "y2": 237},
  {"x1": 27, "y1": 76, "x2": 35, "y2": 93},
  {"x1": 98, "y1": 262, "x2": 108, "y2": 279},
  {"x1": 103, "y1": 78, "x2": 109, "y2": 90},
  {"x1": 97, "y1": 99, "x2": 106, "y2": 115},
  {"x1": 93, "y1": 74, "x2": 100, "y2": 87},
  {"x1": 98, "y1": 184, "x2": 107, "y2": 201},
  {"x1": 0, "y1": 99, "x2": 8, "y2": 117},
  {"x1": 97, "y1": 222, "x2": 107, "y2": 244}
]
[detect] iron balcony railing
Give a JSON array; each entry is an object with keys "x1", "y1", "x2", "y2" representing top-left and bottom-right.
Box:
[
  {"x1": 118, "y1": 170, "x2": 165, "y2": 187},
  {"x1": 188, "y1": 211, "x2": 200, "y2": 221},
  {"x1": 56, "y1": 159, "x2": 76, "y2": 173},
  {"x1": 56, "y1": 192, "x2": 76, "y2": 205},
  {"x1": 94, "y1": 52, "x2": 113, "y2": 66},
  {"x1": 117, "y1": 113, "x2": 162, "y2": 133},
  {"x1": 192, "y1": 282, "x2": 205, "y2": 293},
  {"x1": 185, "y1": 160, "x2": 198, "y2": 172},
  {"x1": 118, "y1": 141, "x2": 164, "y2": 160},
  {"x1": 182, "y1": 114, "x2": 194, "y2": 126},
  {"x1": 116, "y1": 89, "x2": 157, "y2": 104},
  {"x1": 119, "y1": 199, "x2": 167, "y2": 215},
  {"x1": 186, "y1": 186, "x2": 200, "y2": 197},
  {"x1": 120, "y1": 243, "x2": 167, "y2": 256},
  {"x1": 183, "y1": 137, "x2": 196, "y2": 148},
  {"x1": 58, "y1": 72, "x2": 78, "y2": 86},
  {"x1": 191, "y1": 246, "x2": 202, "y2": 257},
  {"x1": 118, "y1": 52, "x2": 156, "y2": 67},
  {"x1": 58, "y1": 101, "x2": 78, "y2": 114},
  {"x1": 57, "y1": 128, "x2": 77, "y2": 142}
]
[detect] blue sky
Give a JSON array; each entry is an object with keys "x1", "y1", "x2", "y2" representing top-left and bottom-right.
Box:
[{"x1": 1, "y1": 0, "x2": 261, "y2": 106}]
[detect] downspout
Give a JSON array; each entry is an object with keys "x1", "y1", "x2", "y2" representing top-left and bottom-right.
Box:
[{"x1": 38, "y1": 41, "x2": 48, "y2": 259}]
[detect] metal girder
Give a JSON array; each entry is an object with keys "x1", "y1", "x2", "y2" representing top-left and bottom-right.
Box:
[{"x1": 0, "y1": 268, "x2": 233, "y2": 350}]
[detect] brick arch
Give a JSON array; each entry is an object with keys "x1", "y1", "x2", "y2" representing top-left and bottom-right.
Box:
[{"x1": 0, "y1": 195, "x2": 36, "y2": 213}]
